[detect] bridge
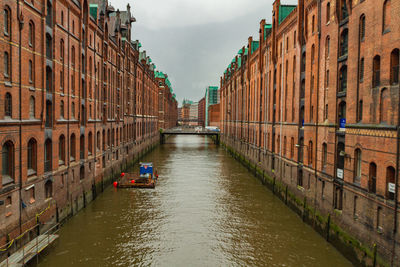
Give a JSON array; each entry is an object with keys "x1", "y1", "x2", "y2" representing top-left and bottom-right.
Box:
[{"x1": 160, "y1": 127, "x2": 220, "y2": 145}]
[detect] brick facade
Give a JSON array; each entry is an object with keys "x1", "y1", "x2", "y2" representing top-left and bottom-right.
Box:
[
  {"x1": 220, "y1": 0, "x2": 400, "y2": 264},
  {"x1": 0, "y1": 0, "x2": 177, "y2": 251}
]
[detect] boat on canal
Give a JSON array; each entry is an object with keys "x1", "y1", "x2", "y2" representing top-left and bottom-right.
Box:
[{"x1": 115, "y1": 162, "x2": 158, "y2": 189}]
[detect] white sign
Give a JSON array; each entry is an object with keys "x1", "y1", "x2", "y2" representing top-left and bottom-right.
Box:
[
  {"x1": 388, "y1": 183, "x2": 396, "y2": 193},
  {"x1": 337, "y1": 169, "x2": 344, "y2": 179}
]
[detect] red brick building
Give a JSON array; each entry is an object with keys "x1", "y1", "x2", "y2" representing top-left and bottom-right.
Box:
[
  {"x1": 220, "y1": 0, "x2": 400, "y2": 264},
  {"x1": 208, "y1": 103, "x2": 220, "y2": 128},
  {"x1": 0, "y1": 0, "x2": 177, "y2": 252},
  {"x1": 156, "y1": 71, "x2": 178, "y2": 130}
]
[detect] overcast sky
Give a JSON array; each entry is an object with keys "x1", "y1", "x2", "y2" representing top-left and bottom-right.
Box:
[{"x1": 111, "y1": 0, "x2": 295, "y2": 105}]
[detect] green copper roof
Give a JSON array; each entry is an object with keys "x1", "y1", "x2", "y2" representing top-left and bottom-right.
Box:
[
  {"x1": 238, "y1": 48, "x2": 243, "y2": 54},
  {"x1": 155, "y1": 71, "x2": 166, "y2": 79},
  {"x1": 279, "y1": 5, "x2": 296, "y2": 24},
  {"x1": 264, "y1": 24, "x2": 272, "y2": 40},
  {"x1": 238, "y1": 57, "x2": 242, "y2": 68},
  {"x1": 244, "y1": 47, "x2": 248, "y2": 56},
  {"x1": 89, "y1": 4, "x2": 98, "y2": 20},
  {"x1": 251, "y1": 41, "x2": 259, "y2": 54},
  {"x1": 138, "y1": 42, "x2": 142, "y2": 48}
]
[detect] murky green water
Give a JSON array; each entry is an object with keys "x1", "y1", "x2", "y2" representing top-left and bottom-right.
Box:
[{"x1": 38, "y1": 136, "x2": 351, "y2": 266}]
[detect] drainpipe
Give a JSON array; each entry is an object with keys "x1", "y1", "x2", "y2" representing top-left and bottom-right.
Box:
[
  {"x1": 265, "y1": 47, "x2": 270, "y2": 157},
  {"x1": 17, "y1": 0, "x2": 23, "y2": 235}
]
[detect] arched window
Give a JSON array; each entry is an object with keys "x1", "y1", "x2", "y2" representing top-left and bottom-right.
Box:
[
  {"x1": 102, "y1": 130, "x2": 105, "y2": 150},
  {"x1": 46, "y1": 66, "x2": 52, "y2": 92},
  {"x1": 80, "y1": 166, "x2": 85, "y2": 180},
  {"x1": 359, "y1": 15, "x2": 365, "y2": 41},
  {"x1": 29, "y1": 21, "x2": 34, "y2": 47},
  {"x1": 4, "y1": 51, "x2": 9, "y2": 77},
  {"x1": 354, "y1": 149, "x2": 361, "y2": 184},
  {"x1": 339, "y1": 65, "x2": 347, "y2": 92},
  {"x1": 301, "y1": 52, "x2": 306, "y2": 72},
  {"x1": 59, "y1": 135, "x2": 65, "y2": 164},
  {"x1": 299, "y1": 137, "x2": 304, "y2": 163},
  {"x1": 107, "y1": 129, "x2": 110, "y2": 147},
  {"x1": 322, "y1": 143, "x2": 327, "y2": 171},
  {"x1": 326, "y1": 2, "x2": 330, "y2": 24},
  {"x1": 340, "y1": 29, "x2": 348, "y2": 57},
  {"x1": 44, "y1": 139, "x2": 52, "y2": 172},
  {"x1": 380, "y1": 88, "x2": 389, "y2": 124},
  {"x1": 3, "y1": 8, "x2": 10, "y2": 35},
  {"x1": 369, "y1": 162, "x2": 377, "y2": 193},
  {"x1": 386, "y1": 166, "x2": 395, "y2": 200},
  {"x1": 390, "y1": 49, "x2": 399, "y2": 85},
  {"x1": 45, "y1": 180, "x2": 52, "y2": 199},
  {"x1": 29, "y1": 96, "x2": 35, "y2": 118},
  {"x1": 311, "y1": 45, "x2": 315, "y2": 64},
  {"x1": 28, "y1": 60, "x2": 33, "y2": 83},
  {"x1": 27, "y1": 138, "x2": 37, "y2": 174},
  {"x1": 70, "y1": 134, "x2": 76, "y2": 161},
  {"x1": 60, "y1": 100, "x2": 64, "y2": 119},
  {"x1": 308, "y1": 141, "x2": 313, "y2": 166},
  {"x1": 80, "y1": 134, "x2": 84, "y2": 159},
  {"x1": 2, "y1": 141, "x2": 14, "y2": 185},
  {"x1": 383, "y1": 0, "x2": 391, "y2": 33},
  {"x1": 61, "y1": 11, "x2": 64, "y2": 26},
  {"x1": 373, "y1": 55, "x2": 381, "y2": 87},
  {"x1": 312, "y1": 15, "x2": 315, "y2": 33},
  {"x1": 71, "y1": 46, "x2": 75, "y2": 67},
  {"x1": 290, "y1": 137, "x2": 294, "y2": 158},
  {"x1": 46, "y1": 34, "x2": 52, "y2": 59},
  {"x1": 4, "y1": 93, "x2": 11, "y2": 117}
]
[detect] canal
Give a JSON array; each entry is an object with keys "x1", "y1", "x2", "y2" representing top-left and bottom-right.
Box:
[{"x1": 38, "y1": 136, "x2": 351, "y2": 266}]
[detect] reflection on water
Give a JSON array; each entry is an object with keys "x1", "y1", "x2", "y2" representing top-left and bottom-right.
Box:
[{"x1": 38, "y1": 136, "x2": 351, "y2": 267}]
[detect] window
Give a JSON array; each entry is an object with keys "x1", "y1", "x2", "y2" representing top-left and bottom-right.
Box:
[
  {"x1": 45, "y1": 100, "x2": 52, "y2": 127},
  {"x1": 45, "y1": 180, "x2": 52, "y2": 199},
  {"x1": 4, "y1": 93, "x2": 11, "y2": 117},
  {"x1": 293, "y1": 31, "x2": 296, "y2": 48},
  {"x1": 71, "y1": 46, "x2": 75, "y2": 67},
  {"x1": 338, "y1": 101, "x2": 346, "y2": 127},
  {"x1": 44, "y1": 139, "x2": 52, "y2": 172},
  {"x1": 29, "y1": 96, "x2": 35, "y2": 118},
  {"x1": 28, "y1": 187, "x2": 35, "y2": 204},
  {"x1": 354, "y1": 149, "x2": 361, "y2": 185},
  {"x1": 299, "y1": 137, "x2": 304, "y2": 163},
  {"x1": 386, "y1": 166, "x2": 395, "y2": 200},
  {"x1": 359, "y1": 58, "x2": 364, "y2": 82},
  {"x1": 46, "y1": 66, "x2": 52, "y2": 92},
  {"x1": 312, "y1": 15, "x2": 315, "y2": 33},
  {"x1": 369, "y1": 162, "x2": 377, "y2": 193},
  {"x1": 326, "y1": 70, "x2": 330, "y2": 87},
  {"x1": 80, "y1": 166, "x2": 85, "y2": 180},
  {"x1": 325, "y1": 36, "x2": 330, "y2": 59},
  {"x1": 340, "y1": 30, "x2": 348, "y2": 57},
  {"x1": 360, "y1": 15, "x2": 365, "y2": 41},
  {"x1": 70, "y1": 134, "x2": 76, "y2": 161},
  {"x1": 311, "y1": 45, "x2": 315, "y2": 64},
  {"x1": 71, "y1": 102, "x2": 75, "y2": 119},
  {"x1": 358, "y1": 100, "x2": 363, "y2": 122},
  {"x1": 2, "y1": 141, "x2": 14, "y2": 185},
  {"x1": 308, "y1": 141, "x2": 313, "y2": 166},
  {"x1": 380, "y1": 88, "x2": 389, "y2": 124},
  {"x1": 96, "y1": 131, "x2": 100, "y2": 150},
  {"x1": 339, "y1": 66, "x2": 347, "y2": 92},
  {"x1": 59, "y1": 135, "x2": 65, "y2": 164},
  {"x1": 29, "y1": 21, "x2": 34, "y2": 47},
  {"x1": 340, "y1": 0, "x2": 348, "y2": 21},
  {"x1": 80, "y1": 134, "x2": 84, "y2": 159},
  {"x1": 28, "y1": 60, "x2": 33, "y2": 83},
  {"x1": 337, "y1": 142, "x2": 345, "y2": 179},
  {"x1": 373, "y1": 55, "x2": 381, "y2": 87},
  {"x1": 46, "y1": 34, "x2": 52, "y2": 59},
  {"x1": 390, "y1": 49, "x2": 399, "y2": 85},
  {"x1": 383, "y1": 0, "x2": 391, "y2": 33},
  {"x1": 88, "y1": 132, "x2": 93, "y2": 155},
  {"x1": 27, "y1": 138, "x2": 37, "y2": 174},
  {"x1": 4, "y1": 51, "x2": 9, "y2": 77},
  {"x1": 3, "y1": 8, "x2": 10, "y2": 35},
  {"x1": 322, "y1": 143, "x2": 327, "y2": 171},
  {"x1": 60, "y1": 100, "x2": 64, "y2": 118},
  {"x1": 326, "y1": 2, "x2": 330, "y2": 23},
  {"x1": 61, "y1": 11, "x2": 64, "y2": 26},
  {"x1": 46, "y1": 0, "x2": 52, "y2": 26}
]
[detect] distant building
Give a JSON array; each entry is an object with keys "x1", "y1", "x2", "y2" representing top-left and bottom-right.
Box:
[
  {"x1": 189, "y1": 102, "x2": 199, "y2": 126},
  {"x1": 205, "y1": 86, "x2": 219, "y2": 126},
  {"x1": 198, "y1": 97, "x2": 206, "y2": 127}
]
